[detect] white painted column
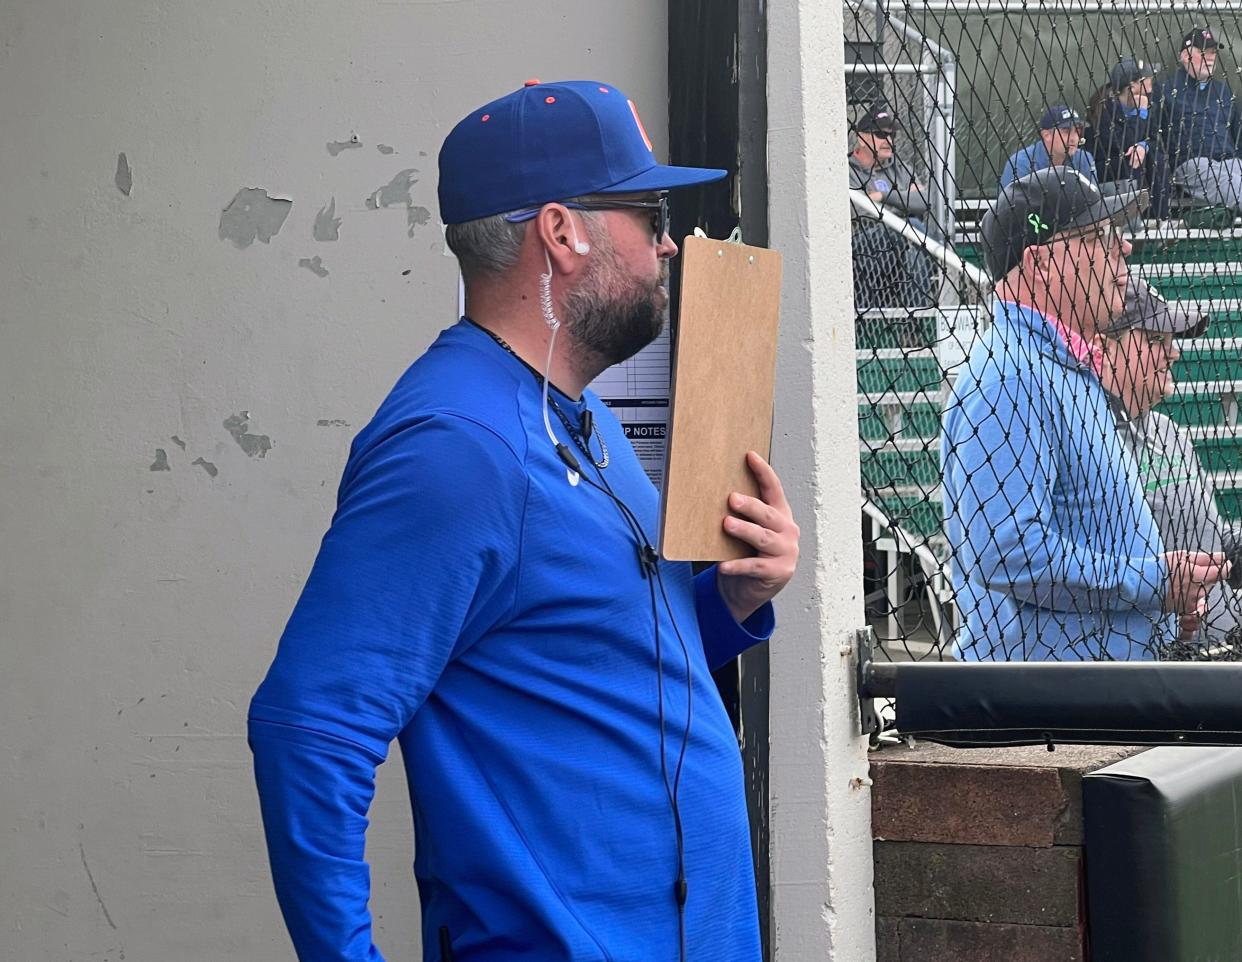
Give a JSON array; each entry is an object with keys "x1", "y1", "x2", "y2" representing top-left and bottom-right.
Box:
[{"x1": 767, "y1": 1, "x2": 877, "y2": 959}]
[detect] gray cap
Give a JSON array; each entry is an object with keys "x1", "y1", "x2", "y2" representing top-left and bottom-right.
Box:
[{"x1": 1104, "y1": 278, "x2": 1210, "y2": 337}]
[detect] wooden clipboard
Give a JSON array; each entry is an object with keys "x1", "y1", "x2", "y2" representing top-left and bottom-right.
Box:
[{"x1": 659, "y1": 234, "x2": 783, "y2": 561}]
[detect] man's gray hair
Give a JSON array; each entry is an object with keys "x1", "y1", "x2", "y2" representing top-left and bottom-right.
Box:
[
  {"x1": 445, "y1": 198, "x2": 601, "y2": 282},
  {"x1": 445, "y1": 214, "x2": 527, "y2": 280}
]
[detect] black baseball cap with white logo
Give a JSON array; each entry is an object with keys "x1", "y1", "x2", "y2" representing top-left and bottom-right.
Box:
[
  {"x1": 1183, "y1": 26, "x2": 1225, "y2": 50},
  {"x1": 981, "y1": 166, "x2": 1146, "y2": 277},
  {"x1": 856, "y1": 103, "x2": 897, "y2": 134},
  {"x1": 1104, "y1": 278, "x2": 1210, "y2": 338}
]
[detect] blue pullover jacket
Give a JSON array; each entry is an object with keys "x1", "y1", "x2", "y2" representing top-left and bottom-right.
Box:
[
  {"x1": 1000, "y1": 140, "x2": 1098, "y2": 191},
  {"x1": 941, "y1": 301, "x2": 1172, "y2": 660},
  {"x1": 1154, "y1": 68, "x2": 1242, "y2": 169},
  {"x1": 1093, "y1": 99, "x2": 1155, "y2": 183},
  {"x1": 249, "y1": 320, "x2": 774, "y2": 961}
]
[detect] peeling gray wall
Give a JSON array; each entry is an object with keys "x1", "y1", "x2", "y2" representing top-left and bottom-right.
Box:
[{"x1": 0, "y1": 2, "x2": 667, "y2": 959}]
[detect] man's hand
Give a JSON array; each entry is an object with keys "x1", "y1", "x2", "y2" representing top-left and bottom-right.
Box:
[
  {"x1": 1126, "y1": 143, "x2": 1148, "y2": 168},
  {"x1": 1164, "y1": 551, "x2": 1230, "y2": 639},
  {"x1": 868, "y1": 190, "x2": 884, "y2": 203},
  {"x1": 716, "y1": 451, "x2": 800, "y2": 623}
]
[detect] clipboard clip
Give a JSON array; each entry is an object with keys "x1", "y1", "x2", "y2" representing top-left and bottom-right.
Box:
[{"x1": 691, "y1": 226, "x2": 745, "y2": 245}]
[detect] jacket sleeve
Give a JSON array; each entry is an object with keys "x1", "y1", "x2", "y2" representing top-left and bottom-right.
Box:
[
  {"x1": 944, "y1": 371, "x2": 1167, "y2": 614},
  {"x1": 884, "y1": 166, "x2": 929, "y2": 218},
  {"x1": 999, "y1": 152, "x2": 1019, "y2": 190},
  {"x1": 1222, "y1": 526, "x2": 1242, "y2": 589},
  {"x1": 248, "y1": 413, "x2": 525, "y2": 961},
  {"x1": 1229, "y1": 87, "x2": 1242, "y2": 153},
  {"x1": 693, "y1": 567, "x2": 775, "y2": 670}
]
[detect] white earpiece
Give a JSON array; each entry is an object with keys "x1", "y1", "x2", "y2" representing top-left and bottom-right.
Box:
[{"x1": 570, "y1": 220, "x2": 591, "y2": 255}]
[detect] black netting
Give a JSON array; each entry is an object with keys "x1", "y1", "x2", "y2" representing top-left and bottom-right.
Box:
[{"x1": 847, "y1": 2, "x2": 1242, "y2": 723}]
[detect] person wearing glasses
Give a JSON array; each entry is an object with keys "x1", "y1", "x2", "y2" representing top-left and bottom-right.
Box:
[
  {"x1": 1094, "y1": 279, "x2": 1242, "y2": 656},
  {"x1": 942, "y1": 166, "x2": 1228, "y2": 661},
  {"x1": 247, "y1": 79, "x2": 800, "y2": 962},
  {"x1": 848, "y1": 102, "x2": 935, "y2": 309},
  {"x1": 1152, "y1": 27, "x2": 1242, "y2": 217},
  {"x1": 999, "y1": 103, "x2": 1099, "y2": 191}
]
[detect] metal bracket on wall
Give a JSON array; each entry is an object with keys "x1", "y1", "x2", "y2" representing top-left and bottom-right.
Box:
[{"x1": 855, "y1": 626, "x2": 883, "y2": 740}]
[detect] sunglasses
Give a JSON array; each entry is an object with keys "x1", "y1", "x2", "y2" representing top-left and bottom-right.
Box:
[{"x1": 505, "y1": 193, "x2": 670, "y2": 244}]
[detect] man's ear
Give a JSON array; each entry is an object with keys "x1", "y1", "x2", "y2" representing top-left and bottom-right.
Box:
[{"x1": 533, "y1": 204, "x2": 585, "y2": 277}]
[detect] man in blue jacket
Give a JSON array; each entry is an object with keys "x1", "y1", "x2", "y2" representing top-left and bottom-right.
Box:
[
  {"x1": 1000, "y1": 104, "x2": 1098, "y2": 191},
  {"x1": 248, "y1": 79, "x2": 801, "y2": 962},
  {"x1": 1155, "y1": 26, "x2": 1242, "y2": 214},
  {"x1": 942, "y1": 166, "x2": 1227, "y2": 660}
]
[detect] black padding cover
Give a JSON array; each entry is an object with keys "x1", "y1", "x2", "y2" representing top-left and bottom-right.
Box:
[
  {"x1": 891, "y1": 663, "x2": 1242, "y2": 747},
  {"x1": 1084, "y1": 747, "x2": 1242, "y2": 961}
]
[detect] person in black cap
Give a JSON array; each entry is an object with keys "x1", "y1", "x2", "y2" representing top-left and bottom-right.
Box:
[
  {"x1": 999, "y1": 103, "x2": 1098, "y2": 190},
  {"x1": 1095, "y1": 279, "x2": 1242, "y2": 653},
  {"x1": 847, "y1": 101, "x2": 935, "y2": 309},
  {"x1": 941, "y1": 166, "x2": 1228, "y2": 660},
  {"x1": 248, "y1": 79, "x2": 800, "y2": 961},
  {"x1": 1153, "y1": 26, "x2": 1242, "y2": 214},
  {"x1": 1092, "y1": 57, "x2": 1171, "y2": 218}
]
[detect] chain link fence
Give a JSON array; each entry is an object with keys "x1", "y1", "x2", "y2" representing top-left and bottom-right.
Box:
[{"x1": 846, "y1": 1, "x2": 1242, "y2": 693}]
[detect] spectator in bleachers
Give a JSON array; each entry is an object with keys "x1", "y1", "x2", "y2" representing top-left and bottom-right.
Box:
[
  {"x1": 848, "y1": 102, "x2": 935, "y2": 310},
  {"x1": 999, "y1": 104, "x2": 1098, "y2": 190},
  {"x1": 1093, "y1": 58, "x2": 1171, "y2": 218},
  {"x1": 1154, "y1": 26, "x2": 1242, "y2": 215},
  {"x1": 1096, "y1": 279, "x2": 1242, "y2": 653},
  {"x1": 942, "y1": 166, "x2": 1229, "y2": 660}
]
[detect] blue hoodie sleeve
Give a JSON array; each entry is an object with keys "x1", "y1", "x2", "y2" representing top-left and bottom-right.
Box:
[
  {"x1": 248, "y1": 413, "x2": 525, "y2": 961},
  {"x1": 693, "y1": 567, "x2": 775, "y2": 670},
  {"x1": 944, "y1": 373, "x2": 1167, "y2": 613}
]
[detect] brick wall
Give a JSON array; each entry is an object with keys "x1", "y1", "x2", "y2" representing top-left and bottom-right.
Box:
[{"x1": 870, "y1": 742, "x2": 1146, "y2": 962}]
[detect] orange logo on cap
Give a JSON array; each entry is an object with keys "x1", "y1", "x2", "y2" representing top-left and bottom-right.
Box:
[{"x1": 628, "y1": 100, "x2": 654, "y2": 152}]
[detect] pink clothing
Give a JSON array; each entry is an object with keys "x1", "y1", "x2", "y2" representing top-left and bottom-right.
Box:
[{"x1": 1002, "y1": 302, "x2": 1103, "y2": 375}]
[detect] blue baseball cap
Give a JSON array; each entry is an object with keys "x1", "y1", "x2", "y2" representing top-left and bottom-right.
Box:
[
  {"x1": 1039, "y1": 103, "x2": 1084, "y2": 130},
  {"x1": 438, "y1": 79, "x2": 727, "y2": 225}
]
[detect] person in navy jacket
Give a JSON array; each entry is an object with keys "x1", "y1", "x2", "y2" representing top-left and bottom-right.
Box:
[
  {"x1": 1094, "y1": 57, "x2": 1171, "y2": 217},
  {"x1": 1000, "y1": 103, "x2": 1098, "y2": 190},
  {"x1": 247, "y1": 79, "x2": 801, "y2": 962},
  {"x1": 1154, "y1": 26, "x2": 1242, "y2": 214}
]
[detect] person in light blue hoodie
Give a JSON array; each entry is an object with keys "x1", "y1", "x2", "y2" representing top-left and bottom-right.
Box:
[
  {"x1": 999, "y1": 104, "x2": 1099, "y2": 191},
  {"x1": 942, "y1": 166, "x2": 1229, "y2": 660}
]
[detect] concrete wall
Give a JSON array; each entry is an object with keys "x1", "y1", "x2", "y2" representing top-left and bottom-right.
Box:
[
  {"x1": 0, "y1": 3, "x2": 666, "y2": 959},
  {"x1": 767, "y1": 1, "x2": 878, "y2": 958}
]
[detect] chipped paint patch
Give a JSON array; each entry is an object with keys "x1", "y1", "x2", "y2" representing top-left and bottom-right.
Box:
[
  {"x1": 192, "y1": 457, "x2": 218, "y2": 478},
  {"x1": 327, "y1": 135, "x2": 362, "y2": 157},
  {"x1": 170, "y1": 436, "x2": 186, "y2": 450},
  {"x1": 377, "y1": 144, "x2": 395, "y2": 155},
  {"x1": 149, "y1": 449, "x2": 170, "y2": 471},
  {"x1": 407, "y1": 205, "x2": 432, "y2": 236},
  {"x1": 115, "y1": 153, "x2": 132, "y2": 196},
  {"x1": 218, "y1": 188, "x2": 292, "y2": 249},
  {"x1": 313, "y1": 198, "x2": 341, "y2": 241},
  {"x1": 299, "y1": 256, "x2": 329, "y2": 278},
  {"x1": 223, "y1": 412, "x2": 272, "y2": 458},
  {"x1": 316, "y1": 419, "x2": 350, "y2": 427},
  {"x1": 366, "y1": 168, "x2": 418, "y2": 210}
]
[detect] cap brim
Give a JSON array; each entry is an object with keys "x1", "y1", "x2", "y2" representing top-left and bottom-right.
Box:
[
  {"x1": 1065, "y1": 185, "x2": 1148, "y2": 231},
  {"x1": 1110, "y1": 305, "x2": 1210, "y2": 338},
  {"x1": 595, "y1": 163, "x2": 728, "y2": 195}
]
